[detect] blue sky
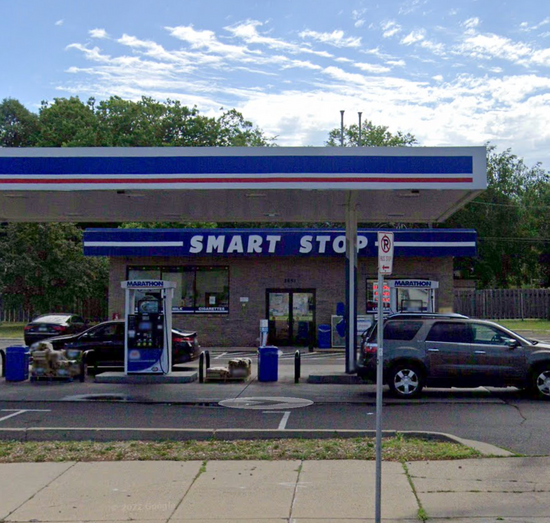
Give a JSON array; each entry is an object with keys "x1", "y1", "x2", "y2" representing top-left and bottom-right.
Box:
[{"x1": 3, "y1": 0, "x2": 550, "y2": 168}]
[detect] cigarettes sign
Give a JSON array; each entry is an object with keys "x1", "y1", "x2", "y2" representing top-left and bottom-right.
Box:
[{"x1": 378, "y1": 232, "x2": 394, "y2": 275}]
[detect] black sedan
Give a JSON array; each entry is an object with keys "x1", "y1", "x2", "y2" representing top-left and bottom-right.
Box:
[
  {"x1": 24, "y1": 313, "x2": 87, "y2": 346},
  {"x1": 29, "y1": 319, "x2": 200, "y2": 369}
]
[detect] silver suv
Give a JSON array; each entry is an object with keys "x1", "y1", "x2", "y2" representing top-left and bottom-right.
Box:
[{"x1": 357, "y1": 314, "x2": 550, "y2": 399}]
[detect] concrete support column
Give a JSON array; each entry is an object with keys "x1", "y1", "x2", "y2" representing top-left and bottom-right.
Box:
[{"x1": 345, "y1": 191, "x2": 358, "y2": 374}]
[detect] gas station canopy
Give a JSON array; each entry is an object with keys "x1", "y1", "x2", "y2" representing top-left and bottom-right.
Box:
[{"x1": 0, "y1": 146, "x2": 486, "y2": 223}]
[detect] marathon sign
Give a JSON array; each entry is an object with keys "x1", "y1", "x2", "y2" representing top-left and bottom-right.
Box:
[
  {"x1": 121, "y1": 280, "x2": 176, "y2": 289},
  {"x1": 388, "y1": 280, "x2": 440, "y2": 289},
  {"x1": 86, "y1": 228, "x2": 477, "y2": 258}
]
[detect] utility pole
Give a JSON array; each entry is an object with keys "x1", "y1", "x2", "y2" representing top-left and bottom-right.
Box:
[
  {"x1": 340, "y1": 110, "x2": 345, "y2": 146},
  {"x1": 358, "y1": 112, "x2": 362, "y2": 146}
]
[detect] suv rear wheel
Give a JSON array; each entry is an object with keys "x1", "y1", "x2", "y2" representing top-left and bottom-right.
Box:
[
  {"x1": 532, "y1": 366, "x2": 550, "y2": 400},
  {"x1": 388, "y1": 363, "x2": 424, "y2": 399}
]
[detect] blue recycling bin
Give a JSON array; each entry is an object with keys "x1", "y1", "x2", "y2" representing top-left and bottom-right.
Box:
[
  {"x1": 258, "y1": 346, "x2": 279, "y2": 382},
  {"x1": 317, "y1": 324, "x2": 332, "y2": 348},
  {"x1": 5, "y1": 346, "x2": 30, "y2": 382}
]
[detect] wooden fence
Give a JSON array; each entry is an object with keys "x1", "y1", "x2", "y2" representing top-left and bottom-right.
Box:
[{"x1": 454, "y1": 289, "x2": 550, "y2": 319}]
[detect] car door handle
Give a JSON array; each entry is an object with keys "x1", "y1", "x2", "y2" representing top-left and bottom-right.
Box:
[
  {"x1": 474, "y1": 350, "x2": 486, "y2": 354},
  {"x1": 427, "y1": 348, "x2": 439, "y2": 352}
]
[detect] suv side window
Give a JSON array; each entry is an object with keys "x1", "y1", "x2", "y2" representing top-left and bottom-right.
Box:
[
  {"x1": 471, "y1": 324, "x2": 511, "y2": 345},
  {"x1": 366, "y1": 320, "x2": 423, "y2": 342},
  {"x1": 426, "y1": 322, "x2": 470, "y2": 343},
  {"x1": 385, "y1": 321, "x2": 423, "y2": 341}
]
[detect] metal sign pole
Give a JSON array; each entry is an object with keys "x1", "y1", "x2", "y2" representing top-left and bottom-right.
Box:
[
  {"x1": 375, "y1": 231, "x2": 393, "y2": 523},
  {"x1": 375, "y1": 271, "x2": 384, "y2": 523}
]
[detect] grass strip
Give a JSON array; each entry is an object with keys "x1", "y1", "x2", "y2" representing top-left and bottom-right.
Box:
[
  {"x1": 0, "y1": 436, "x2": 481, "y2": 463},
  {"x1": 0, "y1": 322, "x2": 25, "y2": 339},
  {"x1": 496, "y1": 319, "x2": 550, "y2": 332}
]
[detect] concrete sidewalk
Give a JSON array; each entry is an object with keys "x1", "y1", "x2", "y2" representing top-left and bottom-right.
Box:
[{"x1": 1, "y1": 457, "x2": 549, "y2": 522}]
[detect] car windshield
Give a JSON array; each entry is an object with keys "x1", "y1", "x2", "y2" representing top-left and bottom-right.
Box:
[{"x1": 33, "y1": 314, "x2": 71, "y2": 324}]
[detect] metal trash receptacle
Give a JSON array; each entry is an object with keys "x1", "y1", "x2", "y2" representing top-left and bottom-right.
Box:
[
  {"x1": 258, "y1": 346, "x2": 279, "y2": 382},
  {"x1": 5, "y1": 345, "x2": 30, "y2": 382},
  {"x1": 317, "y1": 324, "x2": 332, "y2": 349}
]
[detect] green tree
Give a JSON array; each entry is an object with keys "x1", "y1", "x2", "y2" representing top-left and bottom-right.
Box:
[
  {"x1": 0, "y1": 223, "x2": 108, "y2": 316},
  {"x1": 0, "y1": 98, "x2": 39, "y2": 147},
  {"x1": 37, "y1": 97, "x2": 98, "y2": 147},
  {"x1": 445, "y1": 146, "x2": 548, "y2": 288},
  {"x1": 33, "y1": 95, "x2": 273, "y2": 148},
  {"x1": 326, "y1": 120, "x2": 417, "y2": 147}
]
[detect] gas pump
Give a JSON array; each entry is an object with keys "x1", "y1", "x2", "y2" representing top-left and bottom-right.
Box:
[
  {"x1": 387, "y1": 279, "x2": 438, "y2": 312},
  {"x1": 121, "y1": 280, "x2": 176, "y2": 375}
]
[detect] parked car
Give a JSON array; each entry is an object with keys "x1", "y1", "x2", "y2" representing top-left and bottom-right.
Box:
[
  {"x1": 24, "y1": 313, "x2": 87, "y2": 346},
  {"x1": 357, "y1": 313, "x2": 550, "y2": 399},
  {"x1": 29, "y1": 319, "x2": 200, "y2": 369}
]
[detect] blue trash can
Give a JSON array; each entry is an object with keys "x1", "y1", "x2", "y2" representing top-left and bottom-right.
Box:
[
  {"x1": 5, "y1": 346, "x2": 30, "y2": 382},
  {"x1": 318, "y1": 324, "x2": 332, "y2": 348},
  {"x1": 258, "y1": 346, "x2": 279, "y2": 382}
]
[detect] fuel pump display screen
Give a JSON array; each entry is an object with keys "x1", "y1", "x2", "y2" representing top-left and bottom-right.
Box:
[{"x1": 138, "y1": 320, "x2": 152, "y2": 330}]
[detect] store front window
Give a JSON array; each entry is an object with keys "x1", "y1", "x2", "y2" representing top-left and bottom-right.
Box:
[{"x1": 128, "y1": 266, "x2": 229, "y2": 314}]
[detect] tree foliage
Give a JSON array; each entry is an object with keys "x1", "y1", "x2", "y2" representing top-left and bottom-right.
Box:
[
  {"x1": 0, "y1": 223, "x2": 108, "y2": 316},
  {"x1": 444, "y1": 146, "x2": 550, "y2": 288},
  {"x1": 326, "y1": 120, "x2": 417, "y2": 147},
  {"x1": 0, "y1": 98, "x2": 40, "y2": 147},
  {"x1": 0, "y1": 96, "x2": 272, "y2": 148}
]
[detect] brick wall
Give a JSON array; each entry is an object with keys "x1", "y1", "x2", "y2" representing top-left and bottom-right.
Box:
[{"x1": 109, "y1": 255, "x2": 453, "y2": 347}]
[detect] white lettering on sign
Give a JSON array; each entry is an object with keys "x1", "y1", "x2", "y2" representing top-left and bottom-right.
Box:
[
  {"x1": 207, "y1": 235, "x2": 225, "y2": 253},
  {"x1": 247, "y1": 235, "x2": 263, "y2": 253},
  {"x1": 333, "y1": 236, "x2": 346, "y2": 254},
  {"x1": 227, "y1": 235, "x2": 244, "y2": 253},
  {"x1": 299, "y1": 235, "x2": 313, "y2": 253},
  {"x1": 266, "y1": 235, "x2": 281, "y2": 253},
  {"x1": 190, "y1": 235, "x2": 203, "y2": 253},
  {"x1": 316, "y1": 236, "x2": 330, "y2": 253},
  {"x1": 182, "y1": 233, "x2": 369, "y2": 255}
]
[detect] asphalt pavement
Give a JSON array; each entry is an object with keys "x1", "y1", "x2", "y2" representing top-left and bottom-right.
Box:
[{"x1": 1, "y1": 336, "x2": 549, "y2": 455}]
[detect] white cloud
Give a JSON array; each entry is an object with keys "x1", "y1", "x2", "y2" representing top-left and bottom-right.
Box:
[
  {"x1": 299, "y1": 29, "x2": 361, "y2": 48},
  {"x1": 89, "y1": 28, "x2": 109, "y2": 39},
  {"x1": 401, "y1": 30, "x2": 425, "y2": 45},
  {"x1": 225, "y1": 20, "x2": 333, "y2": 58},
  {"x1": 387, "y1": 59, "x2": 406, "y2": 67},
  {"x1": 55, "y1": 19, "x2": 64, "y2": 26},
  {"x1": 352, "y1": 9, "x2": 366, "y2": 28},
  {"x1": 519, "y1": 17, "x2": 550, "y2": 32},
  {"x1": 381, "y1": 21, "x2": 401, "y2": 38},
  {"x1": 463, "y1": 17, "x2": 480, "y2": 30},
  {"x1": 167, "y1": 25, "x2": 252, "y2": 60},
  {"x1": 58, "y1": 21, "x2": 550, "y2": 169},
  {"x1": 353, "y1": 62, "x2": 391, "y2": 74}
]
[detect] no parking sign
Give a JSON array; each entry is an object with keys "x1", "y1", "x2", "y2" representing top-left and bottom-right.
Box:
[{"x1": 377, "y1": 232, "x2": 394, "y2": 275}]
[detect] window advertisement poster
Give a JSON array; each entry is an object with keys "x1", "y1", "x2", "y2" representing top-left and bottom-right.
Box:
[{"x1": 128, "y1": 265, "x2": 229, "y2": 314}]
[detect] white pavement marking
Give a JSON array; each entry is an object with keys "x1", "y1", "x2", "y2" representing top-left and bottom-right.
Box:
[
  {"x1": 263, "y1": 410, "x2": 292, "y2": 430},
  {"x1": 213, "y1": 351, "x2": 227, "y2": 360},
  {"x1": 219, "y1": 397, "x2": 314, "y2": 410},
  {"x1": 0, "y1": 409, "x2": 51, "y2": 422}
]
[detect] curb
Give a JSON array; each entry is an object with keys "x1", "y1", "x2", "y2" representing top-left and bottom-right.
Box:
[{"x1": 0, "y1": 427, "x2": 514, "y2": 455}]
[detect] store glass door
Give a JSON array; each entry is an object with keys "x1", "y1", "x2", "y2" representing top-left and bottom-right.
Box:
[{"x1": 267, "y1": 290, "x2": 315, "y2": 346}]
